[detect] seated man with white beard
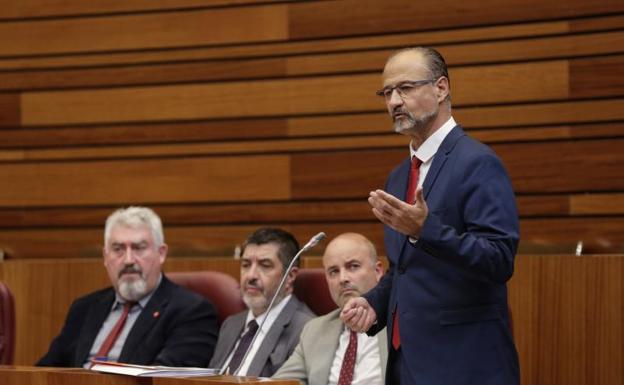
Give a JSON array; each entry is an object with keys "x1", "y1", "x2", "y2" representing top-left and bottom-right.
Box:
[{"x1": 37, "y1": 206, "x2": 219, "y2": 368}]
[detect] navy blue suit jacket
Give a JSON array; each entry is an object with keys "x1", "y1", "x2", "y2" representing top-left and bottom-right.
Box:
[
  {"x1": 365, "y1": 126, "x2": 520, "y2": 385},
  {"x1": 37, "y1": 275, "x2": 219, "y2": 368}
]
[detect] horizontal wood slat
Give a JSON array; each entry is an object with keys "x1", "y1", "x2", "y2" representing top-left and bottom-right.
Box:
[
  {"x1": 0, "y1": 0, "x2": 278, "y2": 20},
  {"x1": 0, "y1": 155, "x2": 290, "y2": 206},
  {"x1": 288, "y1": 0, "x2": 624, "y2": 39},
  {"x1": 0, "y1": 5, "x2": 289, "y2": 56}
]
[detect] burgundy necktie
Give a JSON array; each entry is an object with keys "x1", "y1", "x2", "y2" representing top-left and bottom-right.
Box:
[
  {"x1": 95, "y1": 302, "x2": 134, "y2": 359},
  {"x1": 227, "y1": 319, "x2": 259, "y2": 374},
  {"x1": 392, "y1": 156, "x2": 422, "y2": 350},
  {"x1": 406, "y1": 155, "x2": 422, "y2": 204},
  {"x1": 338, "y1": 330, "x2": 358, "y2": 385}
]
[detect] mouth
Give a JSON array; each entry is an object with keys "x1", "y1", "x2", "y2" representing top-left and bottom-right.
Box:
[
  {"x1": 340, "y1": 288, "x2": 358, "y2": 296},
  {"x1": 393, "y1": 112, "x2": 407, "y2": 121},
  {"x1": 244, "y1": 286, "x2": 262, "y2": 295}
]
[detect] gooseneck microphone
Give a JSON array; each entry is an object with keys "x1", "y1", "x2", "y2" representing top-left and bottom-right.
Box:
[{"x1": 225, "y1": 232, "x2": 326, "y2": 376}]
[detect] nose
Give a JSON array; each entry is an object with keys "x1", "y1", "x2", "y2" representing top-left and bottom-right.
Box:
[
  {"x1": 245, "y1": 263, "x2": 260, "y2": 281},
  {"x1": 387, "y1": 89, "x2": 404, "y2": 109},
  {"x1": 122, "y1": 247, "x2": 137, "y2": 265},
  {"x1": 339, "y1": 268, "x2": 350, "y2": 284}
]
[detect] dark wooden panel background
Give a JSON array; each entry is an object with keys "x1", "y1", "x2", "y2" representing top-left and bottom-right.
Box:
[{"x1": 0, "y1": 1, "x2": 623, "y2": 383}]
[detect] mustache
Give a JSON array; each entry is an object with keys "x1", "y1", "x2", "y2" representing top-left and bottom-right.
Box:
[
  {"x1": 119, "y1": 265, "x2": 142, "y2": 278},
  {"x1": 244, "y1": 279, "x2": 263, "y2": 291}
]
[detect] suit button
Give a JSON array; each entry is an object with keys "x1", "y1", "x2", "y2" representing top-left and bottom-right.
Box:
[{"x1": 398, "y1": 265, "x2": 406, "y2": 274}]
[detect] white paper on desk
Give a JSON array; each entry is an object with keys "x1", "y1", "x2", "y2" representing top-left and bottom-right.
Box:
[{"x1": 90, "y1": 361, "x2": 219, "y2": 377}]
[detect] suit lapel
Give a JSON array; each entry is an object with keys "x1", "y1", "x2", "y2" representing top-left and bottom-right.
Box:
[
  {"x1": 119, "y1": 277, "x2": 172, "y2": 362},
  {"x1": 388, "y1": 158, "x2": 412, "y2": 260},
  {"x1": 422, "y1": 125, "x2": 465, "y2": 199},
  {"x1": 313, "y1": 310, "x2": 343, "y2": 385},
  {"x1": 216, "y1": 313, "x2": 247, "y2": 368},
  {"x1": 247, "y1": 297, "x2": 299, "y2": 375},
  {"x1": 74, "y1": 289, "x2": 115, "y2": 366}
]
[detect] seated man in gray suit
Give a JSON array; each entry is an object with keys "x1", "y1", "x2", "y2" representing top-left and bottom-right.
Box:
[
  {"x1": 209, "y1": 227, "x2": 315, "y2": 377},
  {"x1": 274, "y1": 232, "x2": 387, "y2": 385}
]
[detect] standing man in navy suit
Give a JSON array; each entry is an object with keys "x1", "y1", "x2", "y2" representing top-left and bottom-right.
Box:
[{"x1": 341, "y1": 47, "x2": 520, "y2": 385}]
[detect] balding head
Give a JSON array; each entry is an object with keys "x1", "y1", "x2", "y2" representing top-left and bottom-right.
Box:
[{"x1": 322, "y1": 233, "x2": 383, "y2": 308}]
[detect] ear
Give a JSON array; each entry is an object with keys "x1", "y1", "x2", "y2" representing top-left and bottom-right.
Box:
[
  {"x1": 158, "y1": 243, "x2": 168, "y2": 264},
  {"x1": 435, "y1": 76, "x2": 450, "y2": 103},
  {"x1": 284, "y1": 266, "x2": 299, "y2": 293},
  {"x1": 374, "y1": 261, "x2": 384, "y2": 281}
]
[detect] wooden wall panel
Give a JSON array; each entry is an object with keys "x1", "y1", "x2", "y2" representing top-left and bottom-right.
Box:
[
  {"x1": 508, "y1": 255, "x2": 623, "y2": 385},
  {"x1": 0, "y1": 94, "x2": 20, "y2": 126},
  {"x1": 0, "y1": 5, "x2": 288, "y2": 56},
  {"x1": 0, "y1": 155, "x2": 290, "y2": 206},
  {"x1": 288, "y1": 0, "x2": 624, "y2": 39},
  {"x1": 0, "y1": 0, "x2": 277, "y2": 19}
]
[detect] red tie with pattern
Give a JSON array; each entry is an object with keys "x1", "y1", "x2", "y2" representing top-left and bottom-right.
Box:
[
  {"x1": 392, "y1": 156, "x2": 422, "y2": 350},
  {"x1": 338, "y1": 330, "x2": 358, "y2": 385},
  {"x1": 95, "y1": 302, "x2": 134, "y2": 359}
]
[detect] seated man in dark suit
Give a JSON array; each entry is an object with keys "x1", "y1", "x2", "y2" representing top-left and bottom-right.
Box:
[
  {"x1": 209, "y1": 227, "x2": 315, "y2": 377},
  {"x1": 37, "y1": 206, "x2": 219, "y2": 368}
]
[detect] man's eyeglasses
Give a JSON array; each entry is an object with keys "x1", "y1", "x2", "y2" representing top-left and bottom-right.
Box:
[{"x1": 376, "y1": 79, "x2": 435, "y2": 99}]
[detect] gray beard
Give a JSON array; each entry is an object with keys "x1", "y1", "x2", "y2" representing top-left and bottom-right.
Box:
[
  {"x1": 118, "y1": 277, "x2": 148, "y2": 302},
  {"x1": 393, "y1": 109, "x2": 437, "y2": 135}
]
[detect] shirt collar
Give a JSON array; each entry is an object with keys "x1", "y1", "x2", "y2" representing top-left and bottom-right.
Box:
[
  {"x1": 245, "y1": 294, "x2": 293, "y2": 333},
  {"x1": 409, "y1": 116, "x2": 456, "y2": 163}
]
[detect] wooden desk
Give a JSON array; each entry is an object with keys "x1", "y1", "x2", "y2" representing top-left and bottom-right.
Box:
[{"x1": 0, "y1": 366, "x2": 298, "y2": 385}]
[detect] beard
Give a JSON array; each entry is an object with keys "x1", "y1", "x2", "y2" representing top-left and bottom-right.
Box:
[
  {"x1": 242, "y1": 282, "x2": 283, "y2": 315},
  {"x1": 393, "y1": 107, "x2": 438, "y2": 135},
  {"x1": 117, "y1": 265, "x2": 149, "y2": 301}
]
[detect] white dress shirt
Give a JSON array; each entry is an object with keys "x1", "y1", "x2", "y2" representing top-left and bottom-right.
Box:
[
  {"x1": 222, "y1": 294, "x2": 293, "y2": 376},
  {"x1": 327, "y1": 326, "x2": 384, "y2": 385}
]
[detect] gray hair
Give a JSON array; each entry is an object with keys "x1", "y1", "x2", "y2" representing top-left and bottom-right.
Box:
[{"x1": 104, "y1": 206, "x2": 164, "y2": 248}]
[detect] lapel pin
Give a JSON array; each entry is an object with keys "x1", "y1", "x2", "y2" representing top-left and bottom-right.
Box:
[{"x1": 153, "y1": 311, "x2": 160, "y2": 318}]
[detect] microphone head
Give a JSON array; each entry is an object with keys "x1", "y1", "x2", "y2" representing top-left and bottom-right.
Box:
[{"x1": 303, "y1": 232, "x2": 326, "y2": 250}]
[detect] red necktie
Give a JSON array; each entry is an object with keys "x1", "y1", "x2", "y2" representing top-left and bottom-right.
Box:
[
  {"x1": 95, "y1": 302, "x2": 134, "y2": 359},
  {"x1": 406, "y1": 156, "x2": 422, "y2": 204},
  {"x1": 392, "y1": 156, "x2": 421, "y2": 350},
  {"x1": 338, "y1": 330, "x2": 358, "y2": 385}
]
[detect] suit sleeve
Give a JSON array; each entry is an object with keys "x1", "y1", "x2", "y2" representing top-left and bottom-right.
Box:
[
  {"x1": 36, "y1": 298, "x2": 86, "y2": 367},
  {"x1": 418, "y1": 152, "x2": 519, "y2": 284},
  {"x1": 152, "y1": 292, "x2": 219, "y2": 367}
]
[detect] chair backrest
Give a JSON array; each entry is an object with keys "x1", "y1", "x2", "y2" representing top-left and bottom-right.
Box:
[
  {"x1": 293, "y1": 268, "x2": 337, "y2": 316},
  {"x1": 168, "y1": 271, "x2": 246, "y2": 326},
  {"x1": 0, "y1": 280, "x2": 15, "y2": 364}
]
